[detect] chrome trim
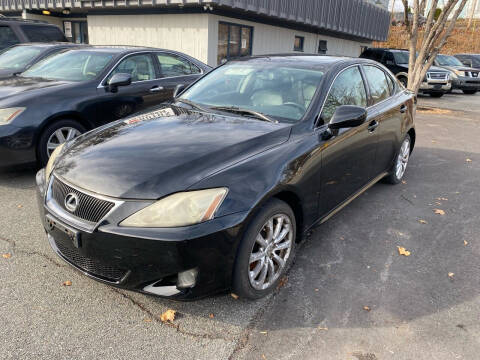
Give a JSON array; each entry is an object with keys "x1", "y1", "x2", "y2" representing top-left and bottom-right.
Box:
[
  {"x1": 97, "y1": 50, "x2": 205, "y2": 89},
  {"x1": 143, "y1": 283, "x2": 181, "y2": 297},
  {"x1": 47, "y1": 233, "x2": 130, "y2": 285},
  {"x1": 45, "y1": 174, "x2": 124, "y2": 233}
]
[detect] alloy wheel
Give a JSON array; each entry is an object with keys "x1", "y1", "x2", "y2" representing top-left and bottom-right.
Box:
[
  {"x1": 248, "y1": 214, "x2": 293, "y2": 290},
  {"x1": 46, "y1": 127, "x2": 81, "y2": 157},
  {"x1": 395, "y1": 137, "x2": 410, "y2": 180}
]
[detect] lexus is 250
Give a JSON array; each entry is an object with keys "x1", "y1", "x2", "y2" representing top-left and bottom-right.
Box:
[{"x1": 36, "y1": 55, "x2": 416, "y2": 300}]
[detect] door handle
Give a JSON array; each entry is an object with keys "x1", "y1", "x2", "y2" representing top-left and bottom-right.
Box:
[
  {"x1": 149, "y1": 86, "x2": 164, "y2": 93},
  {"x1": 368, "y1": 120, "x2": 379, "y2": 132},
  {"x1": 400, "y1": 104, "x2": 407, "y2": 113}
]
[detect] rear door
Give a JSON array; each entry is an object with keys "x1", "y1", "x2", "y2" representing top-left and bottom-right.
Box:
[
  {"x1": 318, "y1": 65, "x2": 378, "y2": 216},
  {"x1": 153, "y1": 52, "x2": 204, "y2": 101},
  {"x1": 362, "y1": 65, "x2": 404, "y2": 177}
]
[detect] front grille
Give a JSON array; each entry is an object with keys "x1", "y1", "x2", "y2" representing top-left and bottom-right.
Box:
[
  {"x1": 55, "y1": 238, "x2": 126, "y2": 282},
  {"x1": 428, "y1": 72, "x2": 448, "y2": 80},
  {"x1": 51, "y1": 177, "x2": 115, "y2": 223}
]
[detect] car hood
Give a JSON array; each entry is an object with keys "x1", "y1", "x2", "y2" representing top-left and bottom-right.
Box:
[
  {"x1": 0, "y1": 76, "x2": 70, "y2": 100},
  {"x1": 397, "y1": 63, "x2": 448, "y2": 73},
  {"x1": 436, "y1": 65, "x2": 479, "y2": 72},
  {"x1": 54, "y1": 105, "x2": 292, "y2": 199}
]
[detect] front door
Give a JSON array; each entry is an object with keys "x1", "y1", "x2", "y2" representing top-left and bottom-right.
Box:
[
  {"x1": 95, "y1": 53, "x2": 166, "y2": 124},
  {"x1": 317, "y1": 65, "x2": 378, "y2": 217}
]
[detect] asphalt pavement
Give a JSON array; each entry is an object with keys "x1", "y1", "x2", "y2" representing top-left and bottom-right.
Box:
[{"x1": 1, "y1": 91, "x2": 479, "y2": 360}]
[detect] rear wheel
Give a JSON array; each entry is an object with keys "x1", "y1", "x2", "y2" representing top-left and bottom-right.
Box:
[
  {"x1": 429, "y1": 92, "x2": 444, "y2": 98},
  {"x1": 37, "y1": 119, "x2": 86, "y2": 166},
  {"x1": 385, "y1": 134, "x2": 411, "y2": 185},
  {"x1": 232, "y1": 199, "x2": 296, "y2": 299},
  {"x1": 462, "y1": 90, "x2": 477, "y2": 95}
]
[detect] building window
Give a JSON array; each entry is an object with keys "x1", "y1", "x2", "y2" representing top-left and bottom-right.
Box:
[
  {"x1": 217, "y1": 22, "x2": 253, "y2": 65},
  {"x1": 63, "y1": 21, "x2": 89, "y2": 44},
  {"x1": 318, "y1": 40, "x2": 328, "y2": 55},
  {"x1": 294, "y1": 36, "x2": 304, "y2": 52}
]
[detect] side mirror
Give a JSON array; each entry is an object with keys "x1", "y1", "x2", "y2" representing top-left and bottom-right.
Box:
[
  {"x1": 107, "y1": 73, "x2": 132, "y2": 93},
  {"x1": 173, "y1": 84, "x2": 186, "y2": 98},
  {"x1": 328, "y1": 105, "x2": 367, "y2": 130}
]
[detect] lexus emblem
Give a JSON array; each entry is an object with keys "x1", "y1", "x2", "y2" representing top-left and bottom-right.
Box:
[{"x1": 64, "y1": 193, "x2": 79, "y2": 212}]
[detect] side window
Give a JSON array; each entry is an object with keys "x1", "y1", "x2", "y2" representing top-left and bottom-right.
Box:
[
  {"x1": 385, "y1": 73, "x2": 396, "y2": 95},
  {"x1": 21, "y1": 25, "x2": 67, "y2": 42},
  {"x1": 109, "y1": 54, "x2": 155, "y2": 82},
  {"x1": 156, "y1": 53, "x2": 201, "y2": 78},
  {"x1": 382, "y1": 51, "x2": 395, "y2": 65},
  {"x1": 0, "y1": 26, "x2": 20, "y2": 48},
  {"x1": 363, "y1": 66, "x2": 391, "y2": 105},
  {"x1": 321, "y1": 66, "x2": 367, "y2": 123}
]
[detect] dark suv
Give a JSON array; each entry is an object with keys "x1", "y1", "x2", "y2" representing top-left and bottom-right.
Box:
[
  {"x1": 360, "y1": 48, "x2": 451, "y2": 97},
  {"x1": 0, "y1": 18, "x2": 67, "y2": 50},
  {"x1": 455, "y1": 54, "x2": 480, "y2": 69}
]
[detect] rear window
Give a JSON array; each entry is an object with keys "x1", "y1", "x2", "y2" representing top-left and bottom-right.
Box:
[
  {"x1": 21, "y1": 25, "x2": 67, "y2": 42},
  {"x1": 0, "y1": 26, "x2": 20, "y2": 49}
]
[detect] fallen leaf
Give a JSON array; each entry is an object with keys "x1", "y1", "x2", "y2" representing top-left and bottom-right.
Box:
[
  {"x1": 435, "y1": 202, "x2": 442, "y2": 206},
  {"x1": 464, "y1": 240, "x2": 468, "y2": 246},
  {"x1": 397, "y1": 246, "x2": 411, "y2": 256},
  {"x1": 314, "y1": 288, "x2": 319, "y2": 292},
  {"x1": 144, "y1": 318, "x2": 152, "y2": 322},
  {"x1": 448, "y1": 272, "x2": 454, "y2": 278},
  {"x1": 160, "y1": 309, "x2": 176, "y2": 323},
  {"x1": 437, "y1": 197, "x2": 448, "y2": 201},
  {"x1": 466, "y1": 158, "x2": 472, "y2": 162},
  {"x1": 17, "y1": 204, "x2": 22, "y2": 208},
  {"x1": 401, "y1": 180, "x2": 407, "y2": 184},
  {"x1": 318, "y1": 327, "x2": 329, "y2": 331},
  {"x1": 259, "y1": 331, "x2": 268, "y2": 334},
  {"x1": 418, "y1": 219, "x2": 427, "y2": 224},
  {"x1": 2, "y1": 253, "x2": 12, "y2": 259},
  {"x1": 431, "y1": 140, "x2": 437, "y2": 143},
  {"x1": 209, "y1": 313, "x2": 214, "y2": 319},
  {"x1": 62, "y1": 280, "x2": 72, "y2": 286},
  {"x1": 363, "y1": 306, "x2": 371, "y2": 311},
  {"x1": 231, "y1": 293, "x2": 239, "y2": 300},
  {"x1": 277, "y1": 276, "x2": 288, "y2": 289},
  {"x1": 262, "y1": 355, "x2": 267, "y2": 360},
  {"x1": 434, "y1": 209, "x2": 445, "y2": 215}
]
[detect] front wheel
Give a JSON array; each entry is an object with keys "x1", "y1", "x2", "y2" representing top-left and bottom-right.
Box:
[
  {"x1": 429, "y1": 92, "x2": 444, "y2": 98},
  {"x1": 462, "y1": 90, "x2": 477, "y2": 95},
  {"x1": 232, "y1": 199, "x2": 296, "y2": 299},
  {"x1": 385, "y1": 134, "x2": 411, "y2": 184},
  {"x1": 37, "y1": 119, "x2": 86, "y2": 166}
]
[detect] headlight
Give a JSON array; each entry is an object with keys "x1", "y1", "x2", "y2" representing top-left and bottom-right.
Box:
[
  {"x1": 449, "y1": 71, "x2": 458, "y2": 79},
  {"x1": 120, "y1": 188, "x2": 228, "y2": 228},
  {"x1": 0, "y1": 107, "x2": 25, "y2": 125},
  {"x1": 45, "y1": 143, "x2": 65, "y2": 181},
  {"x1": 453, "y1": 69, "x2": 463, "y2": 76}
]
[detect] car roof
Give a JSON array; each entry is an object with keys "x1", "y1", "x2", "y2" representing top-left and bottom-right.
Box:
[
  {"x1": 12, "y1": 42, "x2": 82, "y2": 48},
  {"x1": 228, "y1": 54, "x2": 374, "y2": 68}
]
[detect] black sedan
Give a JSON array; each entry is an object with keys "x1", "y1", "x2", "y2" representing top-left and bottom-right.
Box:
[
  {"x1": 36, "y1": 55, "x2": 416, "y2": 300},
  {"x1": 0, "y1": 46, "x2": 210, "y2": 167},
  {"x1": 0, "y1": 42, "x2": 82, "y2": 79}
]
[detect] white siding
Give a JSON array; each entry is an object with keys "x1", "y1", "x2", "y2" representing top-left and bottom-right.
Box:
[
  {"x1": 87, "y1": 14, "x2": 210, "y2": 64},
  {"x1": 207, "y1": 14, "x2": 371, "y2": 66}
]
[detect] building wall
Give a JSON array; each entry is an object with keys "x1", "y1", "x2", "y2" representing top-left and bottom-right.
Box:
[
  {"x1": 87, "y1": 14, "x2": 210, "y2": 64},
  {"x1": 22, "y1": 11, "x2": 63, "y2": 28},
  {"x1": 207, "y1": 14, "x2": 371, "y2": 66}
]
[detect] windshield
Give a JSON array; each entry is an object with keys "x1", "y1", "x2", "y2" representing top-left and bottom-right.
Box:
[
  {"x1": 22, "y1": 50, "x2": 114, "y2": 81},
  {"x1": 179, "y1": 62, "x2": 324, "y2": 122},
  {"x1": 436, "y1": 54, "x2": 463, "y2": 66},
  {"x1": 393, "y1": 51, "x2": 410, "y2": 64},
  {"x1": 0, "y1": 45, "x2": 43, "y2": 70}
]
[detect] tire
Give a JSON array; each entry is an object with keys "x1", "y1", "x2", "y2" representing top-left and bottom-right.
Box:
[
  {"x1": 37, "y1": 119, "x2": 86, "y2": 166},
  {"x1": 232, "y1": 198, "x2": 296, "y2": 300},
  {"x1": 429, "y1": 92, "x2": 444, "y2": 98},
  {"x1": 462, "y1": 90, "x2": 477, "y2": 95},
  {"x1": 384, "y1": 134, "x2": 411, "y2": 185},
  {"x1": 398, "y1": 76, "x2": 408, "y2": 88}
]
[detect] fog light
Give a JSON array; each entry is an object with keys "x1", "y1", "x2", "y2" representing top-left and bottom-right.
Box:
[{"x1": 177, "y1": 268, "x2": 198, "y2": 289}]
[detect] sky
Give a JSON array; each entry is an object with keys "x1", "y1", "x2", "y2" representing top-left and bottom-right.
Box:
[{"x1": 388, "y1": 0, "x2": 480, "y2": 16}]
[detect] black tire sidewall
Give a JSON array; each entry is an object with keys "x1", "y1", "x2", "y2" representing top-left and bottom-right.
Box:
[
  {"x1": 37, "y1": 120, "x2": 86, "y2": 166},
  {"x1": 232, "y1": 199, "x2": 296, "y2": 300}
]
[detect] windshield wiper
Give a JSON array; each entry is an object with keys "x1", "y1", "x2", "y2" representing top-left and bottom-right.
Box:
[
  {"x1": 176, "y1": 98, "x2": 209, "y2": 113},
  {"x1": 211, "y1": 106, "x2": 277, "y2": 123}
]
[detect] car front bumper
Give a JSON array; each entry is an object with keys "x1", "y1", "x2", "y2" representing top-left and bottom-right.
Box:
[
  {"x1": 419, "y1": 81, "x2": 451, "y2": 93},
  {"x1": 36, "y1": 169, "x2": 249, "y2": 300},
  {"x1": 452, "y1": 77, "x2": 480, "y2": 90},
  {"x1": 0, "y1": 124, "x2": 36, "y2": 168}
]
